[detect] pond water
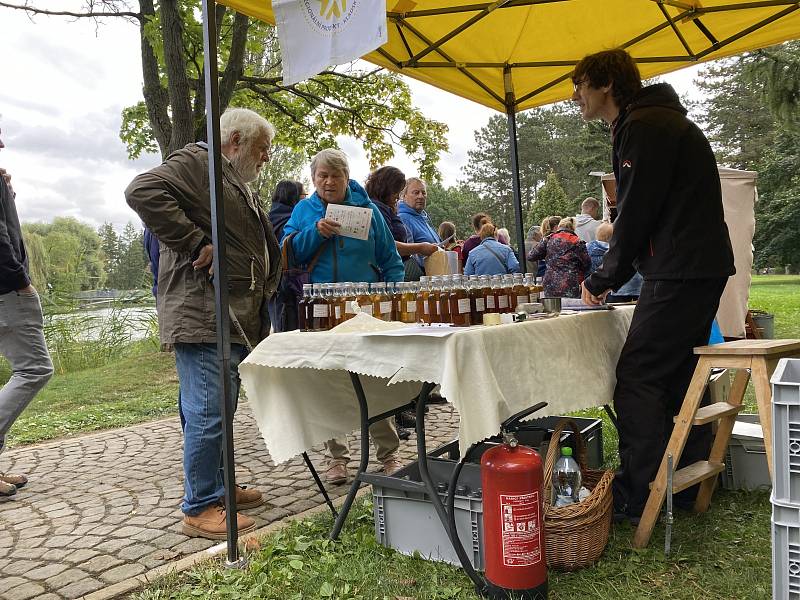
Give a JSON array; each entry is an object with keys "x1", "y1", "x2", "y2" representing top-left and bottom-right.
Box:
[{"x1": 45, "y1": 305, "x2": 158, "y2": 342}]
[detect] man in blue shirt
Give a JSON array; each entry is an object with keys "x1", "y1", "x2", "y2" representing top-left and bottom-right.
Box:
[{"x1": 397, "y1": 177, "x2": 440, "y2": 269}]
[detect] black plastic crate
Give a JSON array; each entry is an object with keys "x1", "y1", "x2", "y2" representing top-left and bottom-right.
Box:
[{"x1": 429, "y1": 415, "x2": 604, "y2": 469}]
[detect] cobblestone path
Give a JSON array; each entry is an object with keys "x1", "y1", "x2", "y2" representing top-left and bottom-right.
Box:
[{"x1": 0, "y1": 402, "x2": 459, "y2": 600}]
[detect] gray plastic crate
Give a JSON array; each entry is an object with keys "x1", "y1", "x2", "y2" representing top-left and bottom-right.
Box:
[
  {"x1": 368, "y1": 457, "x2": 484, "y2": 570},
  {"x1": 720, "y1": 414, "x2": 772, "y2": 491},
  {"x1": 772, "y1": 359, "x2": 800, "y2": 505},
  {"x1": 772, "y1": 497, "x2": 800, "y2": 600},
  {"x1": 431, "y1": 415, "x2": 603, "y2": 469}
]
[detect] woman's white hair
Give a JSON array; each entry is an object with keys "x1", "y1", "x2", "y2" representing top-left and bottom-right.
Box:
[
  {"x1": 219, "y1": 108, "x2": 275, "y2": 146},
  {"x1": 310, "y1": 148, "x2": 350, "y2": 179}
]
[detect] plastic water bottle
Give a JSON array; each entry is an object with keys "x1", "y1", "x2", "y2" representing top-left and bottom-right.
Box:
[{"x1": 552, "y1": 446, "x2": 582, "y2": 507}]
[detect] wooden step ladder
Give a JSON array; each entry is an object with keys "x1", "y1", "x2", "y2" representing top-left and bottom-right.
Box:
[{"x1": 632, "y1": 339, "x2": 800, "y2": 549}]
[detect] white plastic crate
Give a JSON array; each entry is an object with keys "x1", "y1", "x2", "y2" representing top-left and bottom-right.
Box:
[
  {"x1": 772, "y1": 359, "x2": 800, "y2": 505},
  {"x1": 720, "y1": 414, "x2": 772, "y2": 491},
  {"x1": 370, "y1": 458, "x2": 485, "y2": 570},
  {"x1": 772, "y1": 497, "x2": 800, "y2": 600}
]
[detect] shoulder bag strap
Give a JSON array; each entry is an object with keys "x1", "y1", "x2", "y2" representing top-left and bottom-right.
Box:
[
  {"x1": 483, "y1": 243, "x2": 508, "y2": 272},
  {"x1": 283, "y1": 232, "x2": 329, "y2": 272}
]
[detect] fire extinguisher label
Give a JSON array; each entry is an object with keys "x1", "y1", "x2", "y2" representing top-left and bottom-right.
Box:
[{"x1": 499, "y1": 491, "x2": 543, "y2": 567}]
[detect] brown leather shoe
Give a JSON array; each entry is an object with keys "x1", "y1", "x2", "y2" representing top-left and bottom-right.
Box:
[
  {"x1": 324, "y1": 462, "x2": 348, "y2": 485},
  {"x1": 0, "y1": 480, "x2": 16, "y2": 497},
  {"x1": 0, "y1": 473, "x2": 27, "y2": 488},
  {"x1": 235, "y1": 485, "x2": 264, "y2": 510},
  {"x1": 182, "y1": 503, "x2": 256, "y2": 540},
  {"x1": 382, "y1": 458, "x2": 404, "y2": 476}
]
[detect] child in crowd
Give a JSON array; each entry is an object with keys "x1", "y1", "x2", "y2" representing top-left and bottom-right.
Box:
[{"x1": 587, "y1": 221, "x2": 613, "y2": 274}]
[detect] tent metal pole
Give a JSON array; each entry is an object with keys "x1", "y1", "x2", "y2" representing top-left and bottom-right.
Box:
[
  {"x1": 504, "y1": 68, "x2": 526, "y2": 270},
  {"x1": 201, "y1": 0, "x2": 242, "y2": 567}
]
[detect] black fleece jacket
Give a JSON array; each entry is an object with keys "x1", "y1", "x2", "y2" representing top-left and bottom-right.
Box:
[
  {"x1": 585, "y1": 83, "x2": 735, "y2": 296},
  {"x1": 0, "y1": 177, "x2": 29, "y2": 294}
]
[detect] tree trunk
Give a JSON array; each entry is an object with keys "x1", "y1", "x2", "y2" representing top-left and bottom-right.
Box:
[
  {"x1": 139, "y1": 0, "x2": 171, "y2": 158},
  {"x1": 161, "y1": 0, "x2": 194, "y2": 154}
]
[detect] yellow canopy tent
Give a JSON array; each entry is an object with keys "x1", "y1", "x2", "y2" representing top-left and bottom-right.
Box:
[
  {"x1": 200, "y1": 0, "x2": 800, "y2": 563},
  {"x1": 218, "y1": 0, "x2": 799, "y2": 255},
  {"x1": 219, "y1": 0, "x2": 800, "y2": 111}
]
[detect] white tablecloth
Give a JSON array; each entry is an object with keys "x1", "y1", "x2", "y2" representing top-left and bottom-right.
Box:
[{"x1": 240, "y1": 307, "x2": 634, "y2": 464}]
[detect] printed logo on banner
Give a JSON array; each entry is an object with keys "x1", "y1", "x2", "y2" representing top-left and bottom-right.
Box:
[
  {"x1": 302, "y1": 0, "x2": 357, "y2": 35},
  {"x1": 274, "y1": 0, "x2": 387, "y2": 85}
]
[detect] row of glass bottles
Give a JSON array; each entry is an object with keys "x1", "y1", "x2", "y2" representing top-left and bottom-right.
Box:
[{"x1": 298, "y1": 273, "x2": 544, "y2": 332}]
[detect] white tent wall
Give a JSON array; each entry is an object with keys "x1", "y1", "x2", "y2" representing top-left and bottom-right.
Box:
[
  {"x1": 598, "y1": 168, "x2": 757, "y2": 338},
  {"x1": 717, "y1": 168, "x2": 757, "y2": 338}
]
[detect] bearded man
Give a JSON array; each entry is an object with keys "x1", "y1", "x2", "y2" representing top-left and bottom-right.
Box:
[{"x1": 125, "y1": 108, "x2": 281, "y2": 539}]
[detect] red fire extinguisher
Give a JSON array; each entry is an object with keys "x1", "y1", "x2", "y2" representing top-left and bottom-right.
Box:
[{"x1": 481, "y1": 402, "x2": 548, "y2": 600}]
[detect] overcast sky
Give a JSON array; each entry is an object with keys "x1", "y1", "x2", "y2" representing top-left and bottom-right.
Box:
[{"x1": 0, "y1": 3, "x2": 702, "y2": 231}]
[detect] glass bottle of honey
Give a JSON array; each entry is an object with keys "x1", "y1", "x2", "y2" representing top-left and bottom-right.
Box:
[
  {"x1": 448, "y1": 274, "x2": 471, "y2": 327},
  {"x1": 512, "y1": 273, "x2": 529, "y2": 308},
  {"x1": 492, "y1": 275, "x2": 508, "y2": 313},
  {"x1": 400, "y1": 281, "x2": 417, "y2": 324},
  {"x1": 417, "y1": 276, "x2": 431, "y2": 324},
  {"x1": 482, "y1": 275, "x2": 496, "y2": 314},
  {"x1": 427, "y1": 276, "x2": 441, "y2": 323},
  {"x1": 372, "y1": 282, "x2": 393, "y2": 321},
  {"x1": 469, "y1": 275, "x2": 485, "y2": 324},
  {"x1": 310, "y1": 283, "x2": 329, "y2": 331},
  {"x1": 298, "y1": 283, "x2": 312, "y2": 331},
  {"x1": 436, "y1": 275, "x2": 451, "y2": 324},
  {"x1": 340, "y1": 282, "x2": 357, "y2": 322},
  {"x1": 356, "y1": 282, "x2": 373, "y2": 317}
]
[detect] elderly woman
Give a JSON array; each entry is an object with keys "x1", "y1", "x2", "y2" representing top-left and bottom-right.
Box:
[
  {"x1": 283, "y1": 149, "x2": 404, "y2": 485},
  {"x1": 527, "y1": 216, "x2": 591, "y2": 298},
  {"x1": 463, "y1": 222, "x2": 521, "y2": 276}
]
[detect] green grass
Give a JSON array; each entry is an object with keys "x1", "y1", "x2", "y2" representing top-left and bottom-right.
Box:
[
  {"x1": 132, "y1": 490, "x2": 771, "y2": 600},
  {"x1": 748, "y1": 275, "x2": 800, "y2": 339},
  {"x1": 5, "y1": 348, "x2": 178, "y2": 448}
]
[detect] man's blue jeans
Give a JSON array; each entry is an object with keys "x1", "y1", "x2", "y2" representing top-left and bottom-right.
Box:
[{"x1": 174, "y1": 342, "x2": 246, "y2": 516}]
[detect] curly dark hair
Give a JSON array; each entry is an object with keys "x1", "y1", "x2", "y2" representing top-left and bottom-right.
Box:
[
  {"x1": 573, "y1": 48, "x2": 642, "y2": 110},
  {"x1": 365, "y1": 166, "x2": 406, "y2": 207}
]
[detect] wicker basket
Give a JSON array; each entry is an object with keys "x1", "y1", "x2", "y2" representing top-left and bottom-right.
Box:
[{"x1": 542, "y1": 418, "x2": 614, "y2": 571}]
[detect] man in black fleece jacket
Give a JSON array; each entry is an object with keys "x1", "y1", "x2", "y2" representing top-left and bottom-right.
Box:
[
  {"x1": 0, "y1": 127, "x2": 53, "y2": 496},
  {"x1": 575, "y1": 50, "x2": 735, "y2": 521}
]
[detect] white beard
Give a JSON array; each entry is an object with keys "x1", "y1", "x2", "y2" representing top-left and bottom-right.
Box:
[{"x1": 231, "y1": 145, "x2": 261, "y2": 183}]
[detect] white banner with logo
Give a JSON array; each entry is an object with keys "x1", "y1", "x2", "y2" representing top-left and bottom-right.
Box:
[{"x1": 274, "y1": 0, "x2": 388, "y2": 85}]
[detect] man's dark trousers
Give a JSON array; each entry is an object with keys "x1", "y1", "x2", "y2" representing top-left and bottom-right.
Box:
[{"x1": 613, "y1": 277, "x2": 728, "y2": 517}]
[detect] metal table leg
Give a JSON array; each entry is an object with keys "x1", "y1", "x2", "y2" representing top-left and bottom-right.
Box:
[
  {"x1": 302, "y1": 452, "x2": 337, "y2": 518},
  {"x1": 329, "y1": 372, "x2": 415, "y2": 539},
  {"x1": 329, "y1": 372, "x2": 372, "y2": 540}
]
